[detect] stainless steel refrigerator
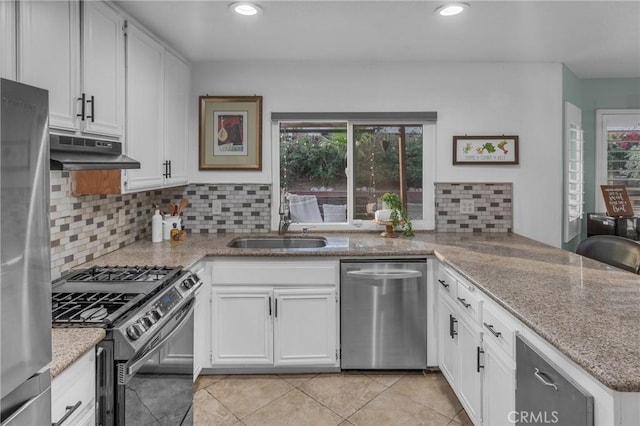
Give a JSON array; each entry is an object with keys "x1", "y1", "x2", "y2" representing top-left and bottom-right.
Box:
[{"x1": 1, "y1": 78, "x2": 52, "y2": 425}]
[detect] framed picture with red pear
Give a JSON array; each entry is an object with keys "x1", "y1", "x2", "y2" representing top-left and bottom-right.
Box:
[{"x1": 199, "y1": 95, "x2": 262, "y2": 170}]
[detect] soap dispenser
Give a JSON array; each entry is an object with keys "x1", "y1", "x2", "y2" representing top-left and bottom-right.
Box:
[{"x1": 152, "y1": 210, "x2": 163, "y2": 242}]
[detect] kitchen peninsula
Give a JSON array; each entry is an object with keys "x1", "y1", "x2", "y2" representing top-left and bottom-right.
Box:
[{"x1": 56, "y1": 231, "x2": 640, "y2": 424}]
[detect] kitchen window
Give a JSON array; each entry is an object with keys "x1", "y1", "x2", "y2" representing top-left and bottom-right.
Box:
[
  {"x1": 271, "y1": 112, "x2": 436, "y2": 231},
  {"x1": 595, "y1": 110, "x2": 640, "y2": 212}
]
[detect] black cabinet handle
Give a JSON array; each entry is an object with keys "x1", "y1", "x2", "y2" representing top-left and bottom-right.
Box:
[
  {"x1": 275, "y1": 299, "x2": 278, "y2": 318},
  {"x1": 483, "y1": 322, "x2": 502, "y2": 338},
  {"x1": 268, "y1": 297, "x2": 272, "y2": 316},
  {"x1": 77, "y1": 93, "x2": 86, "y2": 120},
  {"x1": 449, "y1": 314, "x2": 457, "y2": 338},
  {"x1": 168, "y1": 160, "x2": 172, "y2": 178},
  {"x1": 86, "y1": 95, "x2": 94, "y2": 122},
  {"x1": 438, "y1": 279, "x2": 450, "y2": 289},
  {"x1": 162, "y1": 161, "x2": 169, "y2": 178},
  {"x1": 457, "y1": 297, "x2": 471, "y2": 309},
  {"x1": 477, "y1": 346, "x2": 484, "y2": 373}
]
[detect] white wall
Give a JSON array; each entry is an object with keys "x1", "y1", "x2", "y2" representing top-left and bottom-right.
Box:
[{"x1": 189, "y1": 61, "x2": 563, "y2": 246}]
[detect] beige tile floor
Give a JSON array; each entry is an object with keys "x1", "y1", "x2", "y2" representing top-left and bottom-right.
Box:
[{"x1": 194, "y1": 371, "x2": 472, "y2": 426}]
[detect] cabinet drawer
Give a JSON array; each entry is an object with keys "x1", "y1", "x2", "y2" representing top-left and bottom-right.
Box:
[
  {"x1": 436, "y1": 267, "x2": 456, "y2": 300},
  {"x1": 52, "y1": 349, "x2": 95, "y2": 426},
  {"x1": 482, "y1": 302, "x2": 518, "y2": 358},
  {"x1": 455, "y1": 280, "x2": 482, "y2": 323},
  {"x1": 212, "y1": 260, "x2": 338, "y2": 286}
]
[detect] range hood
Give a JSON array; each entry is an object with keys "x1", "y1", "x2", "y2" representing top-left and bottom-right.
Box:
[{"x1": 50, "y1": 134, "x2": 140, "y2": 170}]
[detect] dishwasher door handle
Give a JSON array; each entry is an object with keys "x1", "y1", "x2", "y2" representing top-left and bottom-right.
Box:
[
  {"x1": 346, "y1": 269, "x2": 422, "y2": 280},
  {"x1": 534, "y1": 368, "x2": 558, "y2": 391}
]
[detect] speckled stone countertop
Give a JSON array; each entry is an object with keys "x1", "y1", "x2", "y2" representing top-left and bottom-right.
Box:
[
  {"x1": 73, "y1": 232, "x2": 640, "y2": 392},
  {"x1": 51, "y1": 327, "x2": 106, "y2": 378}
]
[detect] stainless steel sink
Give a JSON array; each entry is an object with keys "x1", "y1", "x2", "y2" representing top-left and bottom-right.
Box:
[{"x1": 227, "y1": 236, "x2": 328, "y2": 249}]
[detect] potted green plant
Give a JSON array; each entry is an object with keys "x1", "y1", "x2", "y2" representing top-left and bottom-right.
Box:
[{"x1": 380, "y1": 192, "x2": 414, "y2": 237}]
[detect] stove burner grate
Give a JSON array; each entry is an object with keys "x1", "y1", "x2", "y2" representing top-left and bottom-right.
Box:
[
  {"x1": 63, "y1": 265, "x2": 177, "y2": 282},
  {"x1": 52, "y1": 292, "x2": 140, "y2": 325}
]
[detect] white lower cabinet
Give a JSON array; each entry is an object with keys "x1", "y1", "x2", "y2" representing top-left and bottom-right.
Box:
[
  {"x1": 457, "y1": 316, "x2": 482, "y2": 425},
  {"x1": 273, "y1": 288, "x2": 337, "y2": 366},
  {"x1": 437, "y1": 262, "x2": 517, "y2": 426},
  {"x1": 51, "y1": 348, "x2": 96, "y2": 426},
  {"x1": 193, "y1": 281, "x2": 208, "y2": 379},
  {"x1": 482, "y1": 338, "x2": 515, "y2": 426},
  {"x1": 207, "y1": 259, "x2": 340, "y2": 371},
  {"x1": 210, "y1": 286, "x2": 338, "y2": 368},
  {"x1": 437, "y1": 294, "x2": 458, "y2": 385},
  {"x1": 211, "y1": 287, "x2": 274, "y2": 365}
]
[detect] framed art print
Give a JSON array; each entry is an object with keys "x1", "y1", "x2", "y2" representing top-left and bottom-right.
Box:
[
  {"x1": 453, "y1": 135, "x2": 519, "y2": 165},
  {"x1": 199, "y1": 95, "x2": 262, "y2": 170}
]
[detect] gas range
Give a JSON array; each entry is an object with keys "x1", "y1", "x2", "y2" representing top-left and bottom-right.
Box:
[
  {"x1": 52, "y1": 265, "x2": 201, "y2": 359},
  {"x1": 52, "y1": 265, "x2": 203, "y2": 426}
]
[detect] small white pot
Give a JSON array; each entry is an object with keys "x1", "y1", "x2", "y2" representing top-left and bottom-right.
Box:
[{"x1": 375, "y1": 209, "x2": 392, "y2": 222}]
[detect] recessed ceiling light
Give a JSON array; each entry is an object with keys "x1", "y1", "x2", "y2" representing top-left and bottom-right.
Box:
[
  {"x1": 434, "y1": 3, "x2": 469, "y2": 16},
  {"x1": 230, "y1": 2, "x2": 262, "y2": 16}
]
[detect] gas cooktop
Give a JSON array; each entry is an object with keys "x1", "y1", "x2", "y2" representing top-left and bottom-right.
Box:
[{"x1": 51, "y1": 265, "x2": 183, "y2": 327}]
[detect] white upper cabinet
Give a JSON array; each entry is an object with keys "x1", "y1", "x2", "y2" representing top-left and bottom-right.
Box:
[
  {"x1": 18, "y1": 0, "x2": 124, "y2": 138},
  {"x1": 81, "y1": 1, "x2": 125, "y2": 137},
  {"x1": 18, "y1": 0, "x2": 80, "y2": 131},
  {"x1": 163, "y1": 50, "x2": 189, "y2": 187},
  {"x1": 1, "y1": 0, "x2": 16, "y2": 80},
  {"x1": 124, "y1": 22, "x2": 165, "y2": 191},
  {"x1": 125, "y1": 21, "x2": 190, "y2": 191}
]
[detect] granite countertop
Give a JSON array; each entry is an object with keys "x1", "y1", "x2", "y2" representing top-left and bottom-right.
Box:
[
  {"x1": 70, "y1": 231, "x2": 640, "y2": 392},
  {"x1": 51, "y1": 327, "x2": 106, "y2": 378}
]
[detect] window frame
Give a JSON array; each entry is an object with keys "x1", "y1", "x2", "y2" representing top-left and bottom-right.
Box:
[
  {"x1": 271, "y1": 118, "x2": 436, "y2": 233},
  {"x1": 563, "y1": 102, "x2": 583, "y2": 243},
  {"x1": 595, "y1": 109, "x2": 640, "y2": 212}
]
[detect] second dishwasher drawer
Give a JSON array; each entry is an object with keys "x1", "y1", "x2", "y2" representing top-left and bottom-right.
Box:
[{"x1": 516, "y1": 335, "x2": 593, "y2": 426}]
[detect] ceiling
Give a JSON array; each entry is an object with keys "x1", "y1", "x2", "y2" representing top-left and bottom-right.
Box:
[{"x1": 114, "y1": 0, "x2": 640, "y2": 79}]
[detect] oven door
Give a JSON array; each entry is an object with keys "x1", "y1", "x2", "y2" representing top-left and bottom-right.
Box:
[{"x1": 116, "y1": 297, "x2": 195, "y2": 425}]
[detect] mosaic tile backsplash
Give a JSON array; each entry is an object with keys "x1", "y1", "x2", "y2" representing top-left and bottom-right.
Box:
[
  {"x1": 49, "y1": 173, "x2": 271, "y2": 279},
  {"x1": 435, "y1": 182, "x2": 512, "y2": 233},
  {"x1": 181, "y1": 184, "x2": 271, "y2": 235}
]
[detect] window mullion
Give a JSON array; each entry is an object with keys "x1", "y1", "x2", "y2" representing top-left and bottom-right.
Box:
[{"x1": 346, "y1": 122, "x2": 355, "y2": 224}]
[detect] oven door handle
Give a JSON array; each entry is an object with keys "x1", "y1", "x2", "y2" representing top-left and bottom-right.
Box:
[{"x1": 126, "y1": 297, "x2": 195, "y2": 377}]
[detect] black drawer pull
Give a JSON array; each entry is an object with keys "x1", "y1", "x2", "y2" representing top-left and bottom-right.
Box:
[
  {"x1": 449, "y1": 314, "x2": 458, "y2": 338},
  {"x1": 457, "y1": 297, "x2": 471, "y2": 309},
  {"x1": 52, "y1": 400, "x2": 82, "y2": 426},
  {"x1": 477, "y1": 346, "x2": 484, "y2": 373},
  {"x1": 483, "y1": 322, "x2": 502, "y2": 338},
  {"x1": 438, "y1": 279, "x2": 450, "y2": 288}
]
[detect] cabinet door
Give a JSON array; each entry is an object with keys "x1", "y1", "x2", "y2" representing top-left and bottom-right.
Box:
[
  {"x1": 193, "y1": 281, "x2": 208, "y2": 376},
  {"x1": 18, "y1": 0, "x2": 80, "y2": 131},
  {"x1": 273, "y1": 288, "x2": 338, "y2": 367},
  {"x1": 1, "y1": 0, "x2": 16, "y2": 80},
  {"x1": 482, "y1": 340, "x2": 515, "y2": 426},
  {"x1": 163, "y1": 50, "x2": 189, "y2": 187},
  {"x1": 457, "y1": 317, "x2": 482, "y2": 425},
  {"x1": 81, "y1": 1, "x2": 124, "y2": 137},
  {"x1": 52, "y1": 349, "x2": 95, "y2": 426},
  {"x1": 211, "y1": 287, "x2": 273, "y2": 365},
  {"x1": 124, "y1": 23, "x2": 165, "y2": 191},
  {"x1": 438, "y1": 294, "x2": 458, "y2": 386}
]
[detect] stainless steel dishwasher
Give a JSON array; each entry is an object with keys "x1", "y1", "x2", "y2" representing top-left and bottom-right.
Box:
[{"x1": 340, "y1": 259, "x2": 428, "y2": 369}]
